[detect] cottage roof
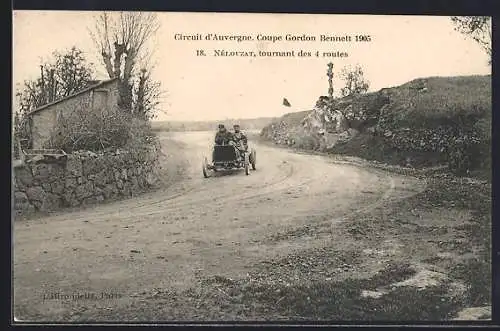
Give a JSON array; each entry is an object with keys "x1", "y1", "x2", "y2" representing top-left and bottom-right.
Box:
[{"x1": 27, "y1": 78, "x2": 119, "y2": 116}]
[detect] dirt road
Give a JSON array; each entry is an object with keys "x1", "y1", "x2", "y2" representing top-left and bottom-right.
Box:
[{"x1": 13, "y1": 131, "x2": 488, "y2": 322}]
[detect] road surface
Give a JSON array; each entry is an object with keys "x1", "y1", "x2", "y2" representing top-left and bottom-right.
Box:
[{"x1": 14, "y1": 131, "x2": 428, "y2": 321}]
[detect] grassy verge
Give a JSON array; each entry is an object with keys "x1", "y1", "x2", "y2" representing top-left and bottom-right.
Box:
[
  {"x1": 186, "y1": 263, "x2": 461, "y2": 321},
  {"x1": 183, "y1": 169, "x2": 491, "y2": 321},
  {"x1": 416, "y1": 176, "x2": 491, "y2": 309}
]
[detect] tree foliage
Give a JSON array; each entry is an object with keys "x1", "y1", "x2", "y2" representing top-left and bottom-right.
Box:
[
  {"x1": 450, "y1": 16, "x2": 491, "y2": 62},
  {"x1": 133, "y1": 68, "x2": 163, "y2": 120},
  {"x1": 89, "y1": 11, "x2": 163, "y2": 116},
  {"x1": 14, "y1": 47, "x2": 95, "y2": 149},
  {"x1": 339, "y1": 64, "x2": 370, "y2": 98},
  {"x1": 15, "y1": 47, "x2": 95, "y2": 114}
]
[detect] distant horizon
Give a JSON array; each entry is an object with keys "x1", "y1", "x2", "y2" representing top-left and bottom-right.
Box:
[
  {"x1": 14, "y1": 12, "x2": 491, "y2": 121},
  {"x1": 157, "y1": 117, "x2": 277, "y2": 122},
  {"x1": 153, "y1": 73, "x2": 492, "y2": 122}
]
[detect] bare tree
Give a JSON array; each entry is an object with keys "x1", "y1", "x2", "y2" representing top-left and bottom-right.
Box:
[
  {"x1": 89, "y1": 11, "x2": 161, "y2": 112},
  {"x1": 451, "y1": 16, "x2": 491, "y2": 63},
  {"x1": 133, "y1": 68, "x2": 164, "y2": 120},
  {"x1": 339, "y1": 64, "x2": 370, "y2": 97}
]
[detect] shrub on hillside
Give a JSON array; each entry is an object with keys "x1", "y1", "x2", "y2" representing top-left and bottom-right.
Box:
[
  {"x1": 293, "y1": 133, "x2": 320, "y2": 150},
  {"x1": 338, "y1": 93, "x2": 390, "y2": 131},
  {"x1": 379, "y1": 119, "x2": 489, "y2": 175},
  {"x1": 446, "y1": 127, "x2": 488, "y2": 176},
  {"x1": 378, "y1": 76, "x2": 490, "y2": 131},
  {"x1": 261, "y1": 76, "x2": 491, "y2": 177},
  {"x1": 123, "y1": 117, "x2": 158, "y2": 151},
  {"x1": 375, "y1": 77, "x2": 491, "y2": 175}
]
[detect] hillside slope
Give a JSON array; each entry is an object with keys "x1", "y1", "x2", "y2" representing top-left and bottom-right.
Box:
[{"x1": 260, "y1": 75, "x2": 491, "y2": 177}]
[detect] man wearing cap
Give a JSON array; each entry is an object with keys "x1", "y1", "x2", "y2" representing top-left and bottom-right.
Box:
[
  {"x1": 214, "y1": 124, "x2": 233, "y2": 145},
  {"x1": 232, "y1": 124, "x2": 248, "y2": 155},
  {"x1": 213, "y1": 124, "x2": 234, "y2": 163}
]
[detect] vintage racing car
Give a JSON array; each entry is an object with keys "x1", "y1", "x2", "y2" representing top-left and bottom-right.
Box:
[{"x1": 202, "y1": 142, "x2": 256, "y2": 178}]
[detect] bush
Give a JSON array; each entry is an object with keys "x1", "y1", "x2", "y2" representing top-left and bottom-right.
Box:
[
  {"x1": 446, "y1": 125, "x2": 487, "y2": 175},
  {"x1": 376, "y1": 84, "x2": 491, "y2": 176},
  {"x1": 123, "y1": 117, "x2": 158, "y2": 150},
  {"x1": 47, "y1": 105, "x2": 156, "y2": 153},
  {"x1": 381, "y1": 76, "x2": 491, "y2": 129},
  {"x1": 338, "y1": 93, "x2": 390, "y2": 131},
  {"x1": 293, "y1": 134, "x2": 320, "y2": 150},
  {"x1": 13, "y1": 138, "x2": 20, "y2": 159}
]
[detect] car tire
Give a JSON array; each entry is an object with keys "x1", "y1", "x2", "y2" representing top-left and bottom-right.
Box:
[
  {"x1": 202, "y1": 157, "x2": 210, "y2": 178},
  {"x1": 244, "y1": 154, "x2": 250, "y2": 175},
  {"x1": 250, "y1": 149, "x2": 256, "y2": 170}
]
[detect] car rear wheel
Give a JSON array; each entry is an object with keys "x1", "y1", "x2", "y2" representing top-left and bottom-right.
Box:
[
  {"x1": 250, "y1": 149, "x2": 256, "y2": 170},
  {"x1": 244, "y1": 154, "x2": 250, "y2": 175},
  {"x1": 202, "y1": 157, "x2": 210, "y2": 178}
]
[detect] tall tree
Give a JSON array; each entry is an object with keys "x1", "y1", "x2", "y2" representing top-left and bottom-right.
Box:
[
  {"x1": 54, "y1": 47, "x2": 96, "y2": 97},
  {"x1": 339, "y1": 64, "x2": 370, "y2": 97},
  {"x1": 16, "y1": 46, "x2": 94, "y2": 113},
  {"x1": 451, "y1": 16, "x2": 491, "y2": 63},
  {"x1": 89, "y1": 11, "x2": 162, "y2": 114},
  {"x1": 133, "y1": 68, "x2": 163, "y2": 120},
  {"x1": 14, "y1": 46, "x2": 95, "y2": 148}
]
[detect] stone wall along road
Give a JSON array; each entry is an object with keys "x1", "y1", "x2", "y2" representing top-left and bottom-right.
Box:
[{"x1": 13, "y1": 145, "x2": 160, "y2": 216}]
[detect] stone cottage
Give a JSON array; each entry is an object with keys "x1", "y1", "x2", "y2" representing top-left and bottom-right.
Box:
[{"x1": 27, "y1": 78, "x2": 120, "y2": 149}]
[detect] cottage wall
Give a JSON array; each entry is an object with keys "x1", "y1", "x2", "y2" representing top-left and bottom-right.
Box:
[
  {"x1": 30, "y1": 80, "x2": 120, "y2": 149},
  {"x1": 31, "y1": 108, "x2": 57, "y2": 149}
]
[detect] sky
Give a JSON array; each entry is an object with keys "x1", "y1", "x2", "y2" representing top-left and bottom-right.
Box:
[{"x1": 13, "y1": 11, "x2": 491, "y2": 121}]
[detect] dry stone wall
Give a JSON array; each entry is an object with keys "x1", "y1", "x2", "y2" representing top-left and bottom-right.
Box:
[{"x1": 13, "y1": 145, "x2": 160, "y2": 216}]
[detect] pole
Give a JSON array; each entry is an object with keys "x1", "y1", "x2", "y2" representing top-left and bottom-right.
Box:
[{"x1": 327, "y1": 62, "x2": 334, "y2": 101}]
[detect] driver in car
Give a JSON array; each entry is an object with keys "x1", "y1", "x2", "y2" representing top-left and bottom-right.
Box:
[
  {"x1": 213, "y1": 124, "x2": 233, "y2": 162},
  {"x1": 232, "y1": 124, "x2": 248, "y2": 156},
  {"x1": 214, "y1": 124, "x2": 233, "y2": 145}
]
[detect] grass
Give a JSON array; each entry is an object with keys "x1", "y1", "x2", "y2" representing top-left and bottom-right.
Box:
[
  {"x1": 387, "y1": 174, "x2": 491, "y2": 309},
  {"x1": 242, "y1": 281, "x2": 458, "y2": 321},
  {"x1": 189, "y1": 263, "x2": 461, "y2": 321},
  {"x1": 449, "y1": 259, "x2": 491, "y2": 307},
  {"x1": 263, "y1": 76, "x2": 491, "y2": 132},
  {"x1": 260, "y1": 75, "x2": 491, "y2": 174},
  {"x1": 391, "y1": 76, "x2": 491, "y2": 128},
  {"x1": 183, "y1": 170, "x2": 491, "y2": 321}
]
